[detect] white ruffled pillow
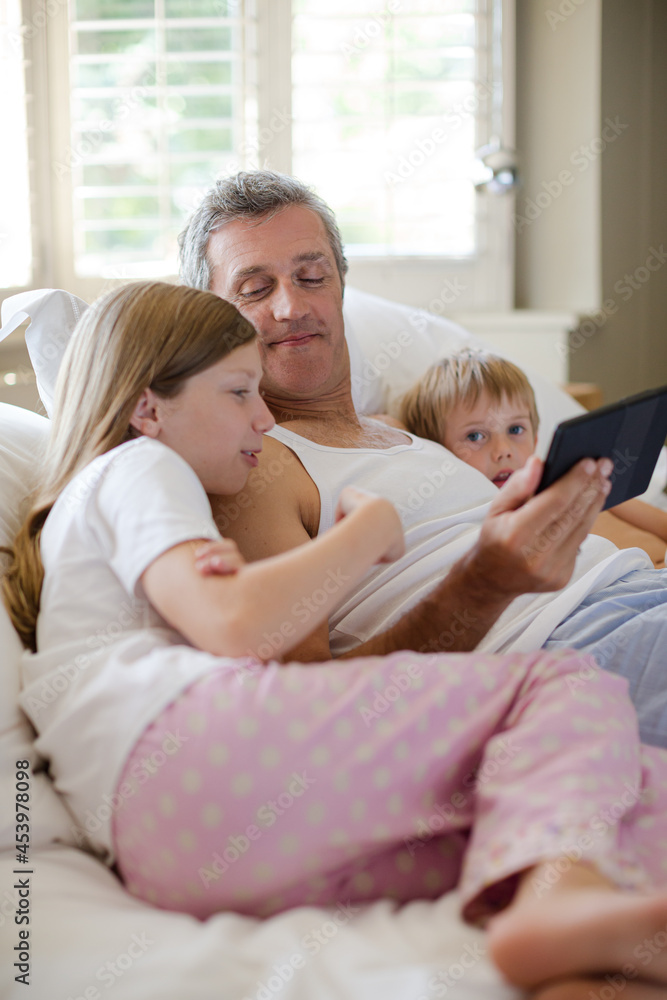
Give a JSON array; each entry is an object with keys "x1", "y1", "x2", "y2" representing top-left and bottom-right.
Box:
[
  {"x1": 0, "y1": 289, "x2": 88, "y2": 417},
  {"x1": 0, "y1": 403, "x2": 79, "y2": 852}
]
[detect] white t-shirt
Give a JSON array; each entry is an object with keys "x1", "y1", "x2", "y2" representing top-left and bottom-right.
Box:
[
  {"x1": 267, "y1": 425, "x2": 653, "y2": 656},
  {"x1": 20, "y1": 437, "x2": 224, "y2": 861}
]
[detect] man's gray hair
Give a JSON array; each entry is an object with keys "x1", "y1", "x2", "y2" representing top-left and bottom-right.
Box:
[{"x1": 178, "y1": 170, "x2": 349, "y2": 292}]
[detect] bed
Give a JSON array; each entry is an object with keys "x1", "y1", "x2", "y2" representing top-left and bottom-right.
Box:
[{"x1": 0, "y1": 285, "x2": 664, "y2": 1000}]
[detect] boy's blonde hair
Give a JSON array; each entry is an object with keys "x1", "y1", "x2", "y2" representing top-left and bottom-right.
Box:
[
  {"x1": 400, "y1": 348, "x2": 539, "y2": 444},
  {"x1": 2, "y1": 280, "x2": 256, "y2": 652}
]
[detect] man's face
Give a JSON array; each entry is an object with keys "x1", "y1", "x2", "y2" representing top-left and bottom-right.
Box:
[{"x1": 207, "y1": 204, "x2": 347, "y2": 402}]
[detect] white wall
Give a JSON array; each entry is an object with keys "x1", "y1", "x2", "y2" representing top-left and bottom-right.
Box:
[
  {"x1": 515, "y1": 0, "x2": 667, "y2": 402},
  {"x1": 515, "y1": 0, "x2": 602, "y2": 313}
]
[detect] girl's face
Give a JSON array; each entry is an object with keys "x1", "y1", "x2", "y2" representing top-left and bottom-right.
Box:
[
  {"x1": 132, "y1": 340, "x2": 275, "y2": 495},
  {"x1": 441, "y1": 391, "x2": 536, "y2": 487}
]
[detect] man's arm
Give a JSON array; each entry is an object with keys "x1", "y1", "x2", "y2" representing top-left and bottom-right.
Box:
[
  {"x1": 214, "y1": 443, "x2": 612, "y2": 661},
  {"x1": 337, "y1": 455, "x2": 612, "y2": 658}
]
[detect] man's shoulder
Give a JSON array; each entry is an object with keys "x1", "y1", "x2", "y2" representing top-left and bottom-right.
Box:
[{"x1": 212, "y1": 433, "x2": 320, "y2": 541}]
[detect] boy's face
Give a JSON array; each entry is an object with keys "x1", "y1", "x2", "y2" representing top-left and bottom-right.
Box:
[{"x1": 442, "y1": 391, "x2": 537, "y2": 487}]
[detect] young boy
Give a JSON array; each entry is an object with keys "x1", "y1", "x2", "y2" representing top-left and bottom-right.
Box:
[{"x1": 398, "y1": 348, "x2": 667, "y2": 567}]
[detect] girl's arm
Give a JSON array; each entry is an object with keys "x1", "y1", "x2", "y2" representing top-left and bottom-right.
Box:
[
  {"x1": 140, "y1": 488, "x2": 404, "y2": 660},
  {"x1": 609, "y1": 497, "x2": 667, "y2": 542}
]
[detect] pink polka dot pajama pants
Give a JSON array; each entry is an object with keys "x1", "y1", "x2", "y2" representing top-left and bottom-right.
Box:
[{"x1": 111, "y1": 648, "x2": 667, "y2": 921}]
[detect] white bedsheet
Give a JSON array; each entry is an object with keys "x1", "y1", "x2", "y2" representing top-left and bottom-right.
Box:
[{"x1": 0, "y1": 846, "x2": 521, "y2": 1000}]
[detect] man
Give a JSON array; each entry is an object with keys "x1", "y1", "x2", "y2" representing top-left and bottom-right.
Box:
[{"x1": 179, "y1": 170, "x2": 667, "y2": 747}]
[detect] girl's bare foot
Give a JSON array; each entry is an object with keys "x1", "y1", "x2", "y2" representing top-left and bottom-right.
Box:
[
  {"x1": 534, "y1": 981, "x2": 667, "y2": 1000},
  {"x1": 486, "y1": 861, "x2": 667, "y2": 990}
]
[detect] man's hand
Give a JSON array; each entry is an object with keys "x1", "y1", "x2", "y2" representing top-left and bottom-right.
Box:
[
  {"x1": 467, "y1": 454, "x2": 614, "y2": 600},
  {"x1": 347, "y1": 453, "x2": 613, "y2": 659}
]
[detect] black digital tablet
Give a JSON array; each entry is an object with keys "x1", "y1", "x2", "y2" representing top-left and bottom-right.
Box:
[{"x1": 536, "y1": 383, "x2": 667, "y2": 510}]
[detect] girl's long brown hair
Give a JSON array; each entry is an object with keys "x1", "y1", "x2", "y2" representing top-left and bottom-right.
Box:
[{"x1": 2, "y1": 280, "x2": 256, "y2": 651}]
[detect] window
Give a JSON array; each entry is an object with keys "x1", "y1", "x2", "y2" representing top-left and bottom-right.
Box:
[
  {"x1": 292, "y1": 0, "x2": 481, "y2": 257},
  {"x1": 66, "y1": 0, "x2": 255, "y2": 277},
  {"x1": 2, "y1": 0, "x2": 514, "y2": 309}
]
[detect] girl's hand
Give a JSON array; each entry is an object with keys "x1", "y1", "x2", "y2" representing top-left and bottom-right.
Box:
[
  {"x1": 334, "y1": 487, "x2": 405, "y2": 564},
  {"x1": 194, "y1": 539, "x2": 246, "y2": 576}
]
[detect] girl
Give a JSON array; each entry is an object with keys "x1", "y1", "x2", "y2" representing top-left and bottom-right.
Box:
[{"x1": 5, "y1": 281, "x2": 667, "y2": 1000}]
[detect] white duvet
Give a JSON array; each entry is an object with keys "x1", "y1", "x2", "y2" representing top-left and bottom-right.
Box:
[{"x1": 1, "y1": 846, "x2": 519, "y2": 1000}]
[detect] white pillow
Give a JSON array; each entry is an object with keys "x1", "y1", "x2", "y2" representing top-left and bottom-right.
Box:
[
  {"x1": 0, "y1": 403, "x2": 78, "y2": 852},
  {"x1": 3, "y1": 284, "x2": 663, "y2": 486},
  {"x1": 342, "y1": 285, "x2": 585, "y2": 459},
  {"x1": 2, "y1": 285, "x2": 582, "y2": 436},
  {"x1": 0, "y1": 289, "x2": 88, "y2": 417},
  {"x1": 344, "y1": 285, "x2": 487, "y2": 416}
]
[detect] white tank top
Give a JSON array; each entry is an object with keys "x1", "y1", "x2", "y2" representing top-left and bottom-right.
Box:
[{"x1": 268, "y1": 423, "x2": 651, "y2": 656}]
